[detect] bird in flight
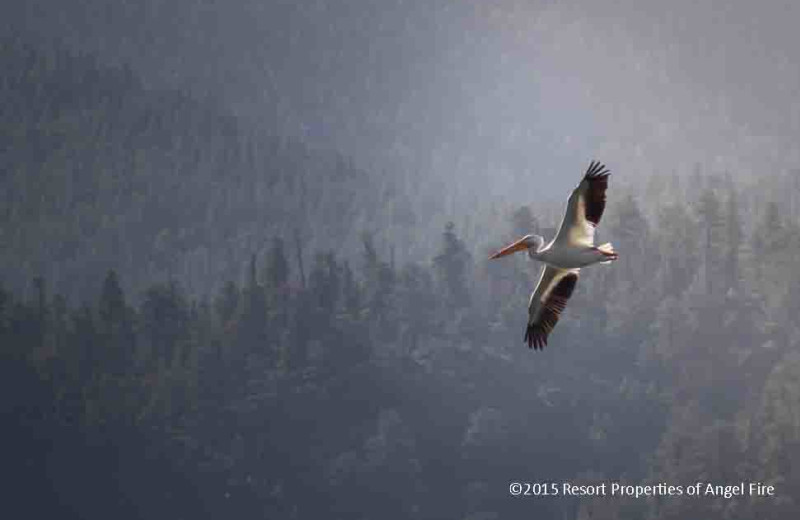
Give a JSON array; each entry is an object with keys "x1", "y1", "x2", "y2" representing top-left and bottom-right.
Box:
[{"x1": 489, "y1": 161, "x2": 617, "y2": 350}]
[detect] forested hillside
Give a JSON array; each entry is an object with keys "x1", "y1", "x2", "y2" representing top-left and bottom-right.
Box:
[
  {"x1": 3, "y1": 23, "x2": 800, "y2": 520},
  {"x1": 4, "y1": 174, "x2": 800, "y2": 517},
  {"x1": 1, "y1": 33, "x2": 414, "y2": 299}
]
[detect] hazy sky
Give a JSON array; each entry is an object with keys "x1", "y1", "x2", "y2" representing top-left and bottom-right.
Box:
[{"x1": 7, "y1": 0, "x2": 800, "y2": 204}]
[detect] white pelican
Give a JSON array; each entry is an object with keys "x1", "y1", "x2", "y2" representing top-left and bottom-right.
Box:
[{"x1": 490, "y1": 161, "x2": 618, "y2": 350}]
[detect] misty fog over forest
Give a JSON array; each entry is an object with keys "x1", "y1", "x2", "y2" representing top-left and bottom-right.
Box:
[{"x1": 3, "y1": 1, "x2": 800, "y2": 519}]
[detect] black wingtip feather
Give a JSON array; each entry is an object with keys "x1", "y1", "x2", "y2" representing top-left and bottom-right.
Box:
[
  {"x1": 524, "y1": 273, "x2": 579, "y2": 352},
  {"x1": 585, "y1": 160, "x2": 611, "y2": 179},
  {"x1": 583, "y1": 161, "x2": 611, "y2": 225},
  {"x1": 524, "y1": 324, "x2": 543, "y2": 350}
]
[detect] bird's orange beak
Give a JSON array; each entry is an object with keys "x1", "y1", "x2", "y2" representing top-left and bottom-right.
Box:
[{"x1": 489, "y1": 237, "x2": 529, "y2": 259}]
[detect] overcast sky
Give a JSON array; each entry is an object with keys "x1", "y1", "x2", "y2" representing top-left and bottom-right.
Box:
[{"x1": 6, "y1": 0, "x2": 800, "y2": 205}]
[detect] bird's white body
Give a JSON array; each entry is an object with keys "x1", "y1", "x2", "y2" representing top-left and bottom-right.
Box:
[
  {"x1": 490, "y1": 161, "x2": 618, "y2": 349},
  {"x1": 533, "y1": 243, "x2": 614, "y2": 269}
]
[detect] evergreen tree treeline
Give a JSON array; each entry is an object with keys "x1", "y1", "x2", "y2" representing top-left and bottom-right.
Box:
[
  {"x1": 4, "y1": 184, "x2": 800, "y2": 519},
  {"x1": 3, "y1": 25, "x2": 800, "y2": 520}
]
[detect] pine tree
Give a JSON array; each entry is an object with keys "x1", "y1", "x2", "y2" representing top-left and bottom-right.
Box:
[
  {"x1": 215, "y1": 280, "x2": 240, "y2": 327},
  {"x1": 695, "y1": 189, "x2": 728, "y2": 297},
  {"x1": 0, "y1": 283, "x2": 9, "y2": 338},
  {"x1": 433, "y1": 222, "x2": 471, "y2": 311},
  {"x1": 397, "y1": 263, "x2": 437, "y2": 352},
  {"x1": 239, "y1": 253, "x2": 268, "y2": 353},
  {"x1": 360, "y1": 232, "x2": 397, "y2": 334},
  {"x1": 752, "y1": 200, "x2": 785, "y2": 258},
  {"x1": 97, "y1": 269, "x2": 135, "y2": 372},
  {"x1": 308, "y1": 252, "x2": 340, "y2": 315},
  {"x1": 723, "y1": 188, "x2": 743, "y2": 291},
  {"x1": 265, "y1": 237, "x2": 290, "y2": 290},
  {"x1": 608, "y1": 194, "x2": 650, "y2": 278},
  {"x1": 141, "y1": 281, "x2": 190, "y2": 367},
  {"x1": 30, "y1": 276, "x2": 48, "y2": 358},
  {"x1": 655, "y1": 203, "x2": 700, "y2": 297},
  {"x1": 340, "y1": 261, "x2": 361, "y2": 320}
]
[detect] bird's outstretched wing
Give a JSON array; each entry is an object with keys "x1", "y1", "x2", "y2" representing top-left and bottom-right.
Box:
[
  {"x1": 553, "y1": 161, "x2": 611, "y2": 247},
  {"x1": 525, "y1": 266, "x2": 580, "y2": 349}
]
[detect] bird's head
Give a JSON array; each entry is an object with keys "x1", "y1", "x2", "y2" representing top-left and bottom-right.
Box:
[{"x1": 489, "y1": 234, "x2": 544, "y2": 259}]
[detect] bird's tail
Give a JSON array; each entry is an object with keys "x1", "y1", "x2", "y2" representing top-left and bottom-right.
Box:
[{"x1": 597, "y1": 242, "x2": 618, "y2": 264}]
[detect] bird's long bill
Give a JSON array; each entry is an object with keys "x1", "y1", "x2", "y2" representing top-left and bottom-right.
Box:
[{"x1": 489, "y1": 237, "x2": 529, "y2": 259}]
